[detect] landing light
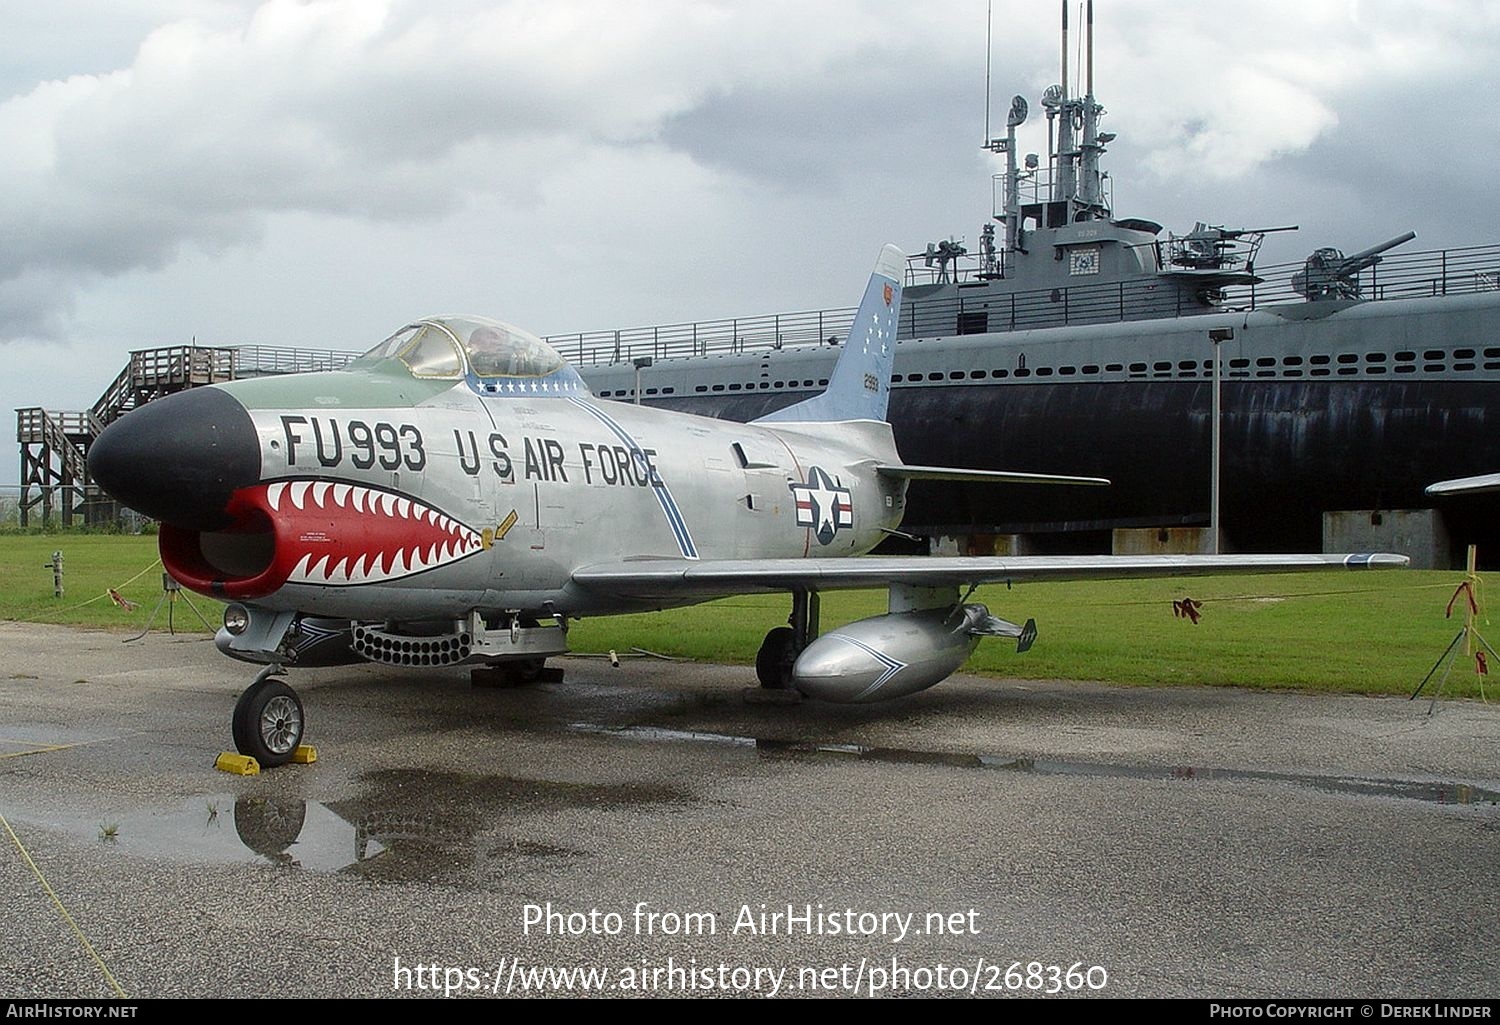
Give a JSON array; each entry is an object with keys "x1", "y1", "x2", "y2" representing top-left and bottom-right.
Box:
[{"x1": 224, "y1": 604, "x2": 251, "y2": 636}]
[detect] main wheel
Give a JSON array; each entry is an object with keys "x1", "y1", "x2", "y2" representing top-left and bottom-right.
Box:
[
  {"x1": 232, "y1": 677, "x2": 305, "y2": 768},
  {"x1": 755, "y1": 626, "x2": 797, "y2": 689}
]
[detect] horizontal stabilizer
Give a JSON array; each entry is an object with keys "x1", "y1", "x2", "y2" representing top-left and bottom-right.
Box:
[{"x1": 877, "y1": 464, "x2": 1110, "y2": 487}]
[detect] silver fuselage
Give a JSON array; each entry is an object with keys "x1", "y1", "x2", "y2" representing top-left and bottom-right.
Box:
[{"x1": 214, "y1": 372, "x2": 905, "y2": 621}]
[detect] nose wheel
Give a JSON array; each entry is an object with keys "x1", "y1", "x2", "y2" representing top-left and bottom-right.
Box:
[{"x1": 232, "y1": 666, "x2": 305, "y2": 768}]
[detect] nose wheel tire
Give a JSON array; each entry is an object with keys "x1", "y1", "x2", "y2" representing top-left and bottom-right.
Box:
[
  {"x1": 233, "y1": 798, "x2": 308, "y2": 859},
  {"x1": 232, "y1": 674, "x2": 305, "y2": 768}
]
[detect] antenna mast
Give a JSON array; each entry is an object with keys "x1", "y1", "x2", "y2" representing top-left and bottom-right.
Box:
[{"x1": 984, "y1": 0, "x2": 993, "y2": 143}]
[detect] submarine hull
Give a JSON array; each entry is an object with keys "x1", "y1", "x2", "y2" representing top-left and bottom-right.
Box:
[{"x1": 576, "y1": 291, "x2": 1500, "y2": 556}]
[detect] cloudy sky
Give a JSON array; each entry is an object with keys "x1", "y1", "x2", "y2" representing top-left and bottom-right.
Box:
[{"x1": 5, "y1": 0, "x2": 1499, "y2": 488}]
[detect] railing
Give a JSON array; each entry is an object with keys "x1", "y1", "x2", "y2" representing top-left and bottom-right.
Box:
[
  {"x1": 18, "y1": 408, "x2": 95, "y2": 442},
  {"x1": 547, "y1": 308, "x2": 859, "y2": 369},
  {"x1": 996, "y1": 168, "x2": 1115, "y2": 225},
  {"x1": 129, "y1": 345, "x2": 236, "y2": 387},
  {"x1": 16, "y1": 407, "x2": 45, "y2": 445},
  {"x1": 232, "y1": 345, "x2": 357, "y2": 376},
  {"x1": 1221, "y1": 243, "x2": 1500, "y2": 307},
  {"x1": 91, "y1": 362, "x2": 137, "y2": 424},
  {"x1": 16, "y1": 408, "x2": 90, "y2": 484},
  {"x1": 550, "y1": 243, "x2": 1500, "y2": 367}
]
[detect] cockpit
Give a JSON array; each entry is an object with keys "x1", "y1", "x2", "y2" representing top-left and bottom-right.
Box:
[{"x1": 350, "y1": 315, "x2": 587, "y2": 394}]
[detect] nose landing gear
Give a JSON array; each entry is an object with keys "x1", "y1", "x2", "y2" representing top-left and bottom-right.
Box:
[{"x1": 231, "y1": 665, "x2": 306, "y2": 768}]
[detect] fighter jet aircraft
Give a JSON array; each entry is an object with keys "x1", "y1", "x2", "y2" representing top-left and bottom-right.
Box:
[{"x1": 88, "y1": 245, "x2": 1406, "y2": 766}]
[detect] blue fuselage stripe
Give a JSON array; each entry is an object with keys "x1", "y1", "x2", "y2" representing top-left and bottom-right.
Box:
[{"x1": 569, "y1": 398, "x2": 699, "y2": 559}]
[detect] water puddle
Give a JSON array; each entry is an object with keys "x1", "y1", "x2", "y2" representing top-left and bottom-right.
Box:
[
  {"x1": 12, "y1": 794, "x2": 385, "y2": 872},
  {"x1": 567, "y1": 722, "x2": 1500, "y2": 809},
  {"x1": 6, "y1": 768, "x2": 689, "y2": 882}
]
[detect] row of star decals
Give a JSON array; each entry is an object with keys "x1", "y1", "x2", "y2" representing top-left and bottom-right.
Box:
[{"x1": 476, "y1": 378, "x2": 585, "y2": 394}]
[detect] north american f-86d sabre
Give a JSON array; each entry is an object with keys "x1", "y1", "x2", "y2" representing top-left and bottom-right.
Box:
[{"x1": 87, "y1": 245, "x2": 1406, "y2": 766}]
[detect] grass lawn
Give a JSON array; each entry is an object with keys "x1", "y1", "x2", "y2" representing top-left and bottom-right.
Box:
[{"x1": 0, "y1": 534, "x2": 1487, "y2": 697}]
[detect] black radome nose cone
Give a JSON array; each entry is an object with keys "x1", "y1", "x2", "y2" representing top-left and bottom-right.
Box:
[{"x1": 88, "y1": 387, "x2": 262, "y2": 529}]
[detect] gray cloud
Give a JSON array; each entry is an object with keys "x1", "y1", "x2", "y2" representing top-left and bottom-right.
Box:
[
  {"x1": 3, "y1": 0, "x2": 887, "y2": 342},
  {"x1": 0, "y1": 0, "x2": 1497, "y2": 355}
]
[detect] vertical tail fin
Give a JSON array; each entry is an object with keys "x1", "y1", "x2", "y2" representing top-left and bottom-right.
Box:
[{"x1": 754, "y1": 243, "x2": 904, "y2": 424}]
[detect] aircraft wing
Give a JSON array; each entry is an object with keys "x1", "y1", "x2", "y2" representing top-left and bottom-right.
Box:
[
  {"x1": 572, "y1": 553, "x2": 1407, "y2": 601},
  {"x1": 1426, "y1": 473, "x2": 1500, "y2": 496}
]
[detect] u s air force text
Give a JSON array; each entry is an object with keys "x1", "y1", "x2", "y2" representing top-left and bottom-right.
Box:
[
  {"x1": 278, "y1": 416, "x2": 664, "y2": 489},
  {"x1": 521, "y1": 902, "x2": 979, "y2": 945}
]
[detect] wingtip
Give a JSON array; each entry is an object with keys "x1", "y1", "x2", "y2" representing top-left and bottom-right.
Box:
[{"x1": 1343, "y1": 553, "x2": 1411, "y2": 569}]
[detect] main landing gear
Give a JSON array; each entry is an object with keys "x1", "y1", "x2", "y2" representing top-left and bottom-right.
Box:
[
  {"x1": 470, "y1": 656, "x2": 562, "y2": 688},
  {"x1": 753, "y1": 589, "x2": 819, "y2": 693},
  {"x1": 231, "y1": 665, "x2": 305, "y2": 768}
]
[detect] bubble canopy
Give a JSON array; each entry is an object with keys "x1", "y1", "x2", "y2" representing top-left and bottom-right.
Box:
[{"x1": 351, "y1": 316, "x2": 584, "y2": 389}]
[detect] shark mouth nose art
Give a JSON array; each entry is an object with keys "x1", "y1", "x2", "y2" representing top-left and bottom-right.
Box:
[{"x1": 159, "y1": 480, "x2": 484, "y2": 600}]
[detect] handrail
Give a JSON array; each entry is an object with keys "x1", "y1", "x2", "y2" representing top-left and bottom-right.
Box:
[
  {"x1": 549, "y1": 243, "x2": 1500, "y2": 367},
  {"x1": 16, "y1": 408, "x2": 90, "y2": 484},
  {"x1": 232, "y1": 345, "x2": 357, "y2": 375}
]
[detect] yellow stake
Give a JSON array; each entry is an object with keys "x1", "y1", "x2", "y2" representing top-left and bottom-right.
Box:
[{"x1": 1465, "y1": 544, "x2": 1477, "y2": 660}]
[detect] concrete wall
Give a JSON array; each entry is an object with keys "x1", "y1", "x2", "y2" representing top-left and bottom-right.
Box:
[
  {"x1": 1112, "y1": 526, "x2": 1215, "y2": 555},
  {"x1": 930, "y1": 533, "x2": 1041, "y2": 556},
  {"x1": 1322, "y1": 509, "x2": 1449, "y2": 570}
]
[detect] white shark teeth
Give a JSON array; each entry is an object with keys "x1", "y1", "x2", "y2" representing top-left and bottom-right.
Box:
[
  {"x1": 268, "y1": 482, "x2": 458, "y2": 523},
  {"x1": 288, "y1": 536, "x2": 480, "y2": 587},
  {"x1": 270, "y1": 481, "x2": 486, "y2": 587}
]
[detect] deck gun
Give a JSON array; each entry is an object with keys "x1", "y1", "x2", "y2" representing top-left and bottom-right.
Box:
[{"x1": 1293, "y1": 230, "x2": 1416, "y2": 301}]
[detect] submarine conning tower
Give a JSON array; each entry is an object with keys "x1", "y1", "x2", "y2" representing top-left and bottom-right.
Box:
[{"x1": 915, "y1": 0, "x2": 1287, "y2": 320}]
